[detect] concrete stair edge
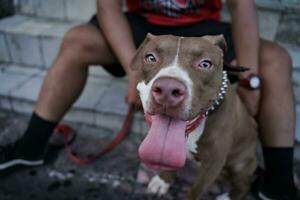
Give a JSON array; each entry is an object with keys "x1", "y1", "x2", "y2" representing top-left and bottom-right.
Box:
[
  {"x1": 255, "y1": 0, "x2": 300, "y2": 12},
  {"x1": 0, "y1": 63, "x2": 145, "y2": 135},
  {"x1": 13, "y1": 0, "x2": 96, "y2": 23},
  {"x1": 1, "y1": 14, "x2": 300, "y2": 69},
  {"x1": 0, "y1": 15, "x2": 80, "y2": 68},
  {"x1": 0, "y1": 62, "x2": 299, "y2": 141},
  {"x1": 0, "y1": 94, "x2": 146, "y2": 135},
  {"x1": 12, "y1": 0, "x2": 300, "y2": 22}
]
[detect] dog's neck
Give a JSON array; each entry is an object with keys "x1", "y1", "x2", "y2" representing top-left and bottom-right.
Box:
[{"x1": 205, "y1": 70, "x2": 229, "y2": 116}]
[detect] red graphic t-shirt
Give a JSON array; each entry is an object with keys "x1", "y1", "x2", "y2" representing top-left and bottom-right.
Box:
[{"x1": 125, "y1": 0, "x2": 222, "y2": 26}]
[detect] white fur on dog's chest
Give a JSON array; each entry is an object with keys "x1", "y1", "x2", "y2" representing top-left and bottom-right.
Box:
[{"x1": 186, "y1": 118, "x2": 207, "y2": 159}]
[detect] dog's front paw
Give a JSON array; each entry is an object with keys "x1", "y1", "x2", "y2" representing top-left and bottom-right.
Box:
[
  {"x1": 147, "y1": 175, "x2": 170, "y2": 196},
  {"x1": 215, "y1": 192, "x2": 231, "y2": 200}
]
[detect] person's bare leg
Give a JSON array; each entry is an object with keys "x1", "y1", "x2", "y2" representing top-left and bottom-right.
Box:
[
  {"x1": 257, "y1": 40, "x2": 296, "y2": 198},
  {"x1": 258, "y1": 40, "x2": 295, "y2": 147},
  {"x1": 0, "y1": 24, "x2": 120, "y2": 170},
  {"x1": 36, "y1": 24, "x2": 117, "y2": 122}
]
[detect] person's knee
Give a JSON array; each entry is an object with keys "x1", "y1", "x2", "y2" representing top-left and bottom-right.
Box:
[
  {"x1": 59, "y1": 26, "x2": 92, "y2": 62},
  {"x1": 260, "y1": 42, "x2": 292, "y2": 79}
]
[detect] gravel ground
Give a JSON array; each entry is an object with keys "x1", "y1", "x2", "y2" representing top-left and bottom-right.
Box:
[{"x1": 0, "y1": 110, "x2": 299, "y2": 200}]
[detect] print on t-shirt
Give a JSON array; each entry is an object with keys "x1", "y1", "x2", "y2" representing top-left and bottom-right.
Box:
[{"x1": 140, "y1": 0, "x2": 206, "y2": 17}]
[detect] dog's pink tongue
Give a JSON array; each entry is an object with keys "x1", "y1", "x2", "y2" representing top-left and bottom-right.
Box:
[{"x1": 139, "y1": 115, "x2": 187, "y2": 170}]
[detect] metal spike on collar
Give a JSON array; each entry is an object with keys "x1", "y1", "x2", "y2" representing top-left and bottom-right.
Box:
[{"x1": 205, "y1": 71, "x2": 228, "y2": 116}]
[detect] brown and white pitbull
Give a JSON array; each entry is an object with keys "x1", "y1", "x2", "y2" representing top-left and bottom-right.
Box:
[{"x1": 131, "y1": 34, "x2": 257, "y2": 200}]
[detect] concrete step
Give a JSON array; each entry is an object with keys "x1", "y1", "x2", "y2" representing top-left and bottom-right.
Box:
[
  {"x1": 255, "y1": 0, "x2": 300, "y2": 11},
  {"x1": 0, "y1": 12, "x2": 299, "y2": 140},
  {"x1": 0, "y1": 14, "x2": 299, "y2": 99},
  {"x1": 12, "y1": 0, "x2": 300, "y2": 45},
  {"x1": 1, "y1": 14, "x2": 300, "y2": 68},
  {"x1": 0, "y1": 64, "x2": 146, "y2": 135},
  {"x1": 221, "y1": 0, "x2": 300, "y2": 44},
  {"x1": 13, "y1": 0, "x2": 300, "y2": 22},
  {"x1": 0, "y1": 15, "x2": 79, "y2": 68},
  {"x1": 0, "y1": 63, "x2": 299, "y2": 142},
  {"x1": 13, "y1": 0, "x2": 97, "y2": 22}
]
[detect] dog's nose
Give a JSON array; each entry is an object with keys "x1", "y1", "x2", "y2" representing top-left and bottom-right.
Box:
[{"x1": 151, "y1": 78, "x2": 186, "y2": 107}]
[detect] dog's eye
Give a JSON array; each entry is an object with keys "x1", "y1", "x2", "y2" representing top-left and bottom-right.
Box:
[
  {"x1": 144, "y1": 53, "x2": 157, "y2": 64},
  {"x1": 198, "y1": 59, "x2": 212, "y2": 69}
]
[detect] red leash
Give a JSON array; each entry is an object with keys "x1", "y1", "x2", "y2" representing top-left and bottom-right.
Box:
[{"x1": 63, "y1": 104, "x2": 135, "y2": 165}]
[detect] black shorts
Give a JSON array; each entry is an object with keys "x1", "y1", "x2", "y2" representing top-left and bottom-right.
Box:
[{"x1": 89, "y1": 13, "x2": 235, "y2": 78}]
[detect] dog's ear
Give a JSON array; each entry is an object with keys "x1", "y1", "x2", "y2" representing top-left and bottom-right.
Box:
[
  {"x1": 202, "y1": 35, "x2": 227, "y2": 53},
  {"x1": 130, "y1": 33, "x2": 156, "y2": 71}
]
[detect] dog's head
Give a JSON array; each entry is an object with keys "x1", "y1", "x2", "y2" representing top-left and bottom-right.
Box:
[{"x1": 131, "y1": 34, "x2": 227, "y2": 170}]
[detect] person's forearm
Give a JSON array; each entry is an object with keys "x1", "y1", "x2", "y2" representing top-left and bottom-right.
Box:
[
  {"x1": 227, "y1": 0, "x2": 259, "y2": 78},
  {"x1": 97, "y1": 0, "x2": 136, "y2": 74}
]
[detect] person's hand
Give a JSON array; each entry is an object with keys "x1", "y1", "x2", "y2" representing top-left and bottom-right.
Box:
[{"x1": 237, "y1": 85, "x2": 260, "y2": 117}]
